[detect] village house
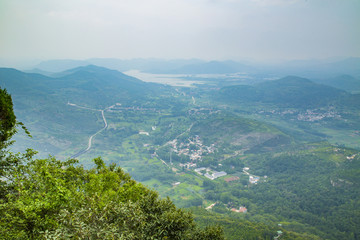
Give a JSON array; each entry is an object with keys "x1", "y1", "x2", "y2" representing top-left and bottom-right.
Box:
[
  {"x1": 231, "y1": 206, "x2": 247, "y2": 213},
  {"x1": 204, "y1": 173, "x2": 214, "y2": 179},
  {"x1": 213, "y1": 171, "x2": 227, "y2": 179},
  {"x1": 194, "y1": 167, "x2": 206, "y2": 175},
  {"x1": 172, "y1": 182, "x2": 181, "y2": 186},
  {"x1": 139, "y1": 131, "x2": 149, "y2": 136},
  {"x1": 205, "y1": 170, "x2": 227, "y2": 180},
  {"x1": 249, "y1": 175, "x2": 260, "y2": 184},
  {"x1": 180, "y1": 162, "x2": 197, "y2": 169}
]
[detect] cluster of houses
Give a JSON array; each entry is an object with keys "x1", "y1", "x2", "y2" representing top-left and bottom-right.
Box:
[
  {"x1": 170, "y1": 135, "x2": 216, "y2": 164},
  {"x1": 179, "y1": 162, "x2": 197, "y2": 168},
  {"x1": 195, "y1": 167, "x2": 227, "y2": 180},
  {"x1": 249, "y1": 175, "x2": 260, "y2": 184},
  {"x1": 243, "y1": 167, "x2": 265, "y2": 185},
  {"x1": 297, "y1": 109, "x2": 340, "y2": 122},
  {"x1": 107, "y1": 103, "x2": 161, "y2": 113},
  {"x1": 188, "y1": 108, "x2": 221, "y2": 117},
  {"x1": 256, "y1": 108, "x2": 341, "y2": 122}
]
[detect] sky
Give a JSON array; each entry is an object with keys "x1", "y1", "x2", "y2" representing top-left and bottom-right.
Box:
[{"x1": 0, "y1": 0, "x2": 359, "y2": 64}]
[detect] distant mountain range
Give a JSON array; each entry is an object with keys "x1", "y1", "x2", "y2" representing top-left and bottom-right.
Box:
[
  {"x1": 28, "y1": 57, "x2": 360, "y2": 78},
  {"x1": 149, "y1": 60, "x2": 255, "y2": 74},
  {"x1": 313, "y1": 74, "x2": 360, "y2": 93},
  {"x1": 1, "y1": 65, "x2": 164, "y2": 108},
  {"x1": 31, "y1": 58, "x2": 204, "y2": 73},
  {"x1": 0, "y1": 65, "x2": 169, "y2": 157},
  {"x1": 3, "y1": 64, "x2": 359, "y2": 111},
  {"x1": 218, "y1": 76, "x2": 360, "y2": 109},
  {"x1": 3, "y1": 65, "x2": 360, "y2": 112},
  {"x1": 258, "y1": 57, "x2": 360, "y2": 78}
]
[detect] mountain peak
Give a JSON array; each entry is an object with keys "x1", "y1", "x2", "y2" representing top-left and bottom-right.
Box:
[
  {"x1": 52, "y1": 64, "x2": 136, "y2": 80},
  {"x1": 278, "y1": 75, "x2": 313, "y2": 83},
  {"x1": 63, "y1": 64, "x2": 116, "y2": 74}
]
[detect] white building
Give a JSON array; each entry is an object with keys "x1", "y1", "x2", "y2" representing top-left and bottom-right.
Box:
[
  {"x1": 213, "y1": 171, "x2": 227, "y2": 178},
  {"x1": 194, "y1": 167, "x2": 206, "y2": 175},
  {"x1": 205, "y1": 170, "x2": 227, "y2": 180}
]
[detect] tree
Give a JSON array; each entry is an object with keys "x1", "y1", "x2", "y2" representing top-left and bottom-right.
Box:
[
  {"x1": 0, "y1": 88, "x2": 29, "y2": 152},
  {"x1": 0, "y1": 88, "x2": 16, "y2": 150},
  {"x1": 0, "y1": 87, "x2": 27, "y2": 199},
  {"x1": 1, "y1": 87, "x2": 30, "y2": 184}
]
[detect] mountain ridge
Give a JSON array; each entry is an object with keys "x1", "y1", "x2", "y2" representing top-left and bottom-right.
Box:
[{"x1": 218, "y1": 75, "x2": 351, "y2": 108}]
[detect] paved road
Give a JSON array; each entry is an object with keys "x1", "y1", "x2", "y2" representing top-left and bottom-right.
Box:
[{"x1": 69, "y1": 103, "x2": 108, "y2": 159}]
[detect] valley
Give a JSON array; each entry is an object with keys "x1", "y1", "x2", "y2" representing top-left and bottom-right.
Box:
[
  {"x1": 2, "y1": 1, "x2": 359, "y2": 238},
  {"x1": 1, "y1": 65, "x2": 360, "y2": 239}
]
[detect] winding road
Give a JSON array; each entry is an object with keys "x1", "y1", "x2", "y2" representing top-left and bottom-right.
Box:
[{"x1": 69, "y1": 102, "x2": 108, "y2": 159}]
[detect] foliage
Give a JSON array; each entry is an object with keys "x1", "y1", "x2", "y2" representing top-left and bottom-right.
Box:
[
  {"x1": 0, "y1": 88, "x2": 16, "y2": 150},
  {"x1": 0, "y1": 88, "x2": 223, "y2": 239},
  {"x1": 218, "y1": 76, "x2": 351, "y2": 109},
  {"x1": 1, "y1": 87, "x2": 32, "y2": 198},
  {"x1": 190, "y1": 207, "x2": 319, "y2": 240},
  {"x1": 0, "y1": 156, "x2": 224, "y2": 239},
  {"x1": 198, "y1": 148, "x2": 360, "y2": 239}
]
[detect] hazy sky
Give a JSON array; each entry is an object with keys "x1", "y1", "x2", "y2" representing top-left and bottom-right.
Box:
[{"x1": 1, "y1": 0, "x2": 359, "y2": 62}]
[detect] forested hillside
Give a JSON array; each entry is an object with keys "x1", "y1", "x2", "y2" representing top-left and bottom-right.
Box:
[
  {"x1": 1, "y1": 67, "x2": 360, "y2": 239},
  {"x1": 0, "y1": 88, "x2": 224, "y2": 239},
  {"x1": 217, "y1": 76, "x2": 353, "y2": 108}
]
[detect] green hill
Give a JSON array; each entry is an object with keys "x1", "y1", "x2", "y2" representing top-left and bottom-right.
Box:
[
  {"x1": 1, "y1": 65, "x2": 165, "y2": 108},
  {"x1": 314, "y1": 75, "x2": 360, "y2": 93},
  {"x1": 218, "y1": 76, "x2": 349, "y2": 108},
  {"x1": 189, "y1": 114, "x2": 292, "y2": 154},
  {"x1": 190, "y1": 207, "x2": 321, "y2": 240},
  {"x1": 0, "y1": 66, "x2": 168, "y2": 157}
]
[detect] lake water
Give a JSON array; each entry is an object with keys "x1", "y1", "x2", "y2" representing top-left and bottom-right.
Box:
[
  {"x1": 124, "y1": 70, "x2": 208, "y2": 87},
  {"x1": 124, "y1": 70, "x2": 262, "y2": 87}
]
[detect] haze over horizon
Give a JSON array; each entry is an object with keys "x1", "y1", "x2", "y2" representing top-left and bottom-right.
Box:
[{"x1": 1, "y1": 0, "x2": 359, "y2": 67}]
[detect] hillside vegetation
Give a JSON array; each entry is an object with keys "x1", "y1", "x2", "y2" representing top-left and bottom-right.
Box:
[
  {"x1": 2, "y1": 66, "x2": 360, "y2": 239},
  {"x1": 218, "y1": 76, "x2": 353, "y2": 108},
  {"x1": 0, "y1": 88, "x2": 224, "y2": 240}
]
